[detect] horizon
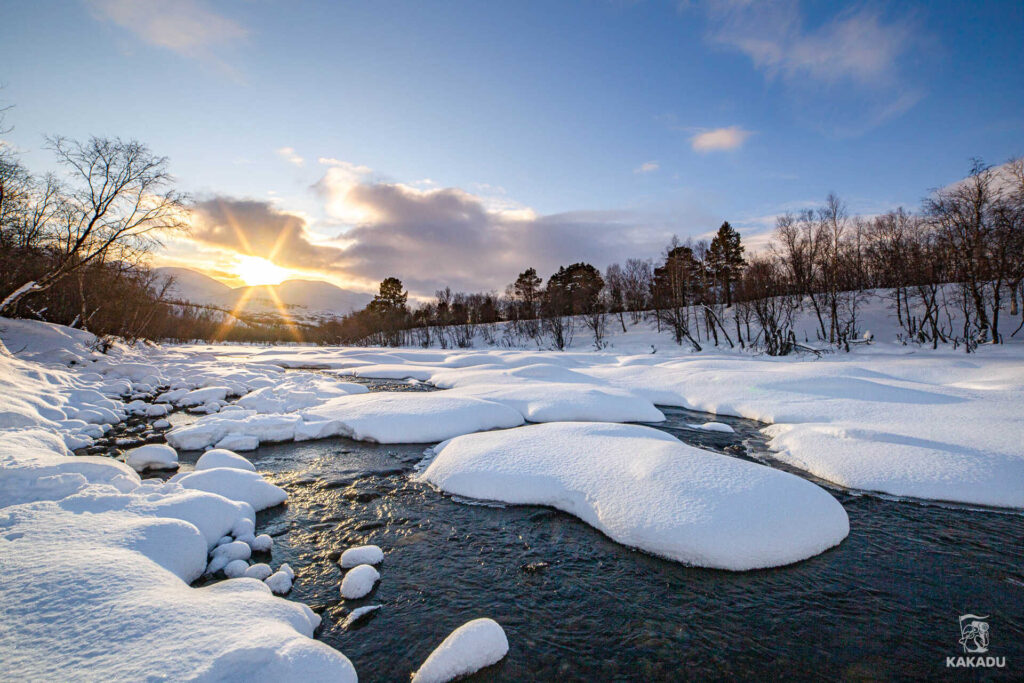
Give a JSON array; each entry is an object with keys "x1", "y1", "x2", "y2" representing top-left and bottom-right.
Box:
[{"x1": 3, "y1": 0, "x2": 1023, "y2": 299}]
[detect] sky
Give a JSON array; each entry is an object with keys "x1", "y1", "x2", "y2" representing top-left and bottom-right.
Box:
[{"x1": 2, "y1": 0, "x2": 1022, "y2": 296}]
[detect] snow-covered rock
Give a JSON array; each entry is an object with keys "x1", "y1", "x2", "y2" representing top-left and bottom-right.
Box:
[
  {"x1": 340, "y1": 564, "x2": 380, "y2": 599},
  {"x1": 411, "y1": 618, "x2": 509, "y2": 683},
  {"x1": 195, "y1": 448, "x2": 256, "y2": 472},
  {"x1": 244, "y1": 563, "x2": 274, "y2": 580},
  {"x1": 265, "y1": 570, "x2": 293, "y2": 595},
  {"x1": 339, "y1": 544, "x2": 384, "y2": 568},
  {"x1": 688, "y1": 421, "x2": 735, "y2": 433},
  {"x1": 341, "y1": 604, "x2": 381, "y2": 629},
  {"x1": 175, "y1": 468, "x2": 287, "y2": 511},
  {"x1": 125, "y1": 444, "x2": 179, "y2": 472},
  {"x1": 419, "y1": 422, "x2": 850, "y2": 570}
]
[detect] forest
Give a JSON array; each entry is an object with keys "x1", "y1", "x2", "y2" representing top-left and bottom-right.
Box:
[{"x1": 2, "y1": 128, "x2": 1022, "y2": 355}]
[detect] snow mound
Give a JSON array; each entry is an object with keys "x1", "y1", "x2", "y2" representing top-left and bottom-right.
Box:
[
  {"x1": 419, "y1": 422, "x2": 849, "y2": 570},
  {"x1": 340, "y1": 564, "x2": 380, "y2": 599},
  {"x1": 125, "y1": 444, "x2": 179, "y2": 472},
  {"x1": 195, "y1": 448, "x2": 256, "y2": 472},
  {"x1": 448, "y1": 382, "x2": 664, "y2": 423},
  {"x1": 411, "y1": 618, "x2": 509, "y2": 683},
  {"x1": 688, "y1": 421, "x2": 735, "y2": 433},
  {"x1": 303, "y1": 392, "x2": 524, "y2": 444},
  {"x1": 339, "y1": 544, "x2": 384, "y2": 568},
  {"x1": 174, "y1": 468, "x2": 287, "y2": 511}
]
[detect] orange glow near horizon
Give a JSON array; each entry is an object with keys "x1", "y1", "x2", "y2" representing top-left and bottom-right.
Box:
[{"x1": 234, "y1": 255, "x2": 292, "y2": 286}]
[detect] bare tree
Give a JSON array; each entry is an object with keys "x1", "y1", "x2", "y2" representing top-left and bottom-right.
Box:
[{"x1": 1, "y1": 136, "x2": 187, "y2": 315}]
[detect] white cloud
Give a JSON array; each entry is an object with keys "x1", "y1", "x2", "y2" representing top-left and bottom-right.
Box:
[
  {"x1": 693, "y1": 1, "x2": 925, "y2": 134},
  {"x1": 634, "y1": 161, "x2": 660, "y2": 174},
  {"x1": 276, "y1": 147, "x2": 304, "y2": 167},
  {"x1": 702, "y1": 1, "x2": 914, "y2": 86},
  {"x1": 314, "y1": 158, "x2": 376, "y2": 222},
  {"x1": 87, "y1": 0, "x2": 247, "y2": 54},
  {"x1": 690, "y1": 126, "x2": 753, "y2": 152}
]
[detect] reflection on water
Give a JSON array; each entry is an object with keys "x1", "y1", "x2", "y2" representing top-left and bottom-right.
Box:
[{"x1": 166, "y1": 380, "x2": 1024, "y2": 681}]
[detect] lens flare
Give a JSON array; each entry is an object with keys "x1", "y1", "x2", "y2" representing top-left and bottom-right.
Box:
[{"x1": 235, "y1": 256, "x2": 291, "y2": 286}]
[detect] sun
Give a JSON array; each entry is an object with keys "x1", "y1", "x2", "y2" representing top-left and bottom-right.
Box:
[{"x1": 235, "y1": 255, "x2": 292, "y2": 287}]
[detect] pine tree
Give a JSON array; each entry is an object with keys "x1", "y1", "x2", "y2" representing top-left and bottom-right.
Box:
[{"x1": 708, "y1": 221, "x2": 746, "y2": 306}]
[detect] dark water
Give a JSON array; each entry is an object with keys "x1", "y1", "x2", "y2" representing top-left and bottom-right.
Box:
[{"x1": 162, "y1": 381, "x2": 1024, "y2": 681}]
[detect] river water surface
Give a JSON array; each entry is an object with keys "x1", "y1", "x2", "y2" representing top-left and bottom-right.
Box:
[{"x1": 164, "y1": 378, "x2": 1024, "y2": 681}]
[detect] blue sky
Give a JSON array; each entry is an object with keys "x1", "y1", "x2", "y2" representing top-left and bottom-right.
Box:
[{"x1": 2, "y1": 0, "x2": 1022, "y2": 294}]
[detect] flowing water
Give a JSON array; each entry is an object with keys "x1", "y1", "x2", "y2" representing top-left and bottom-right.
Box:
[{"x1": 157, "y1": 378, "x2": 1024, "y2": 681}]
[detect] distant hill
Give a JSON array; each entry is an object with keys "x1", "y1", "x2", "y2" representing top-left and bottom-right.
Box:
[{"x1": 156, "y1": 267, "x2": 372, "y2": 316}]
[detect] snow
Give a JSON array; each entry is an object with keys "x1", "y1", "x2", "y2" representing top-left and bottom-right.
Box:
[
  {"x1": 174, "y1": 468, "x2": 287, "y2": 511},
  {"x1": 223, "y1": 559, "x2": 250, "y2": 578},
  {"x1": 342, "y1": 604, "x2": 382, "y2": 629},
  {"x1": 419, "y1": 422, "x2": 850, "y2": 570},
  {"x1": 411, "y1": 618, "x2": 509, "y2": 683},
  {"x1": 1, "y1": 292, "x2": 1023, "y2": 677},
  {"x1": 302, "y1": 392, "x2": 525, "y2": 444},
  {"x1": 125, "y1": 443, "x2": 179, "y2": 472},
  {"x1": 688, "y1": 421, "x2": 735, "y2": 433},
  {"x1": 340, "y1": 564, "x2": 380, "y2": 599},
  {"x1": 339, "y1": 544, "x2": 384, "y2": 568},
  {"x1": 195, "y1": 448, "x2": 257, "y2": 472},
  {"x1": 214, "y1": 433, "x2": 260, "y2": 451},
  {"x1": 265, "y1": 570, "x2": 293, "y2": 595},
  {"x1": 245, "y1": 563, "x2": 274, "y2": 580},
  {"x1": 251, "y1": 533, "x2": 274, "y2": 552}
]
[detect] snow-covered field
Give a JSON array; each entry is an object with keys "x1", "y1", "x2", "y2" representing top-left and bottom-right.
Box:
[{"x1": 1, "y1": 298, "x2": 1022, "y2": 679}]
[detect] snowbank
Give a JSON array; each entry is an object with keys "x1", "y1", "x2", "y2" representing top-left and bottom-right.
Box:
[
  {"x1": 412, "y1": 618, "x2": 509, "y2": 683},
  {"x1": 0, "y1": 320, "x2": 360, "y2": 680},
  {"x1": 302, "y1": 392, "x2": 525, "y2": 444},
  {"x1": 419, "y1": 422, "x2": 850, "y2": 570},
  {"x1": 172, "y1": 467, "x2": 287, "y2": 511}
]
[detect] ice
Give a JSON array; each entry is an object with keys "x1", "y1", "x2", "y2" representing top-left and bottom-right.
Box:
[
  {"x1": 175, "y1": 468, "x2": 287, "y2": 511},
  {"x1": 125, "y1": 444, "x2": 179, "y2": 472},
  {"x1": 195, "y1": 448, "x2": 257, "y2": 472},
  {"x1": 411, "y1": 618, "x2": 509, "y2": 683},
  {"x1": 303, "y1": 392, "x2": 524, "y2": 444},
  {"x1": 419, "y1": 422, "x2": 850, "y2": 570},
  {"x1": 339, "y1": 544, "x2": 384, "y2": 568},
  {"x1": 340, "y1": 564, "x2": 380, "y2": 599}
]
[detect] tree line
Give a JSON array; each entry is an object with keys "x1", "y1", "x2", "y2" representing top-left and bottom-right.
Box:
[
  {"x1": 1, "y1": 112, "x2": 1021, "y2": 354},
  {"x1": 327, "y1": 161, "x2": 1024, "y2": 354}
]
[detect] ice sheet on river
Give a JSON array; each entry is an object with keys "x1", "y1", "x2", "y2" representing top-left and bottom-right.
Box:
[{"x1": 418, "y1": 422, "x2": 850, "y2": 570}]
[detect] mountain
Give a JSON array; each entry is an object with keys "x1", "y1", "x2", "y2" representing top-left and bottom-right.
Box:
[
  {"x1": 156, "y1": 267, "x2": 372, "y2": 316},
  {"x1": 156, "y1": 267, "x2": 234, "y2": 306}
]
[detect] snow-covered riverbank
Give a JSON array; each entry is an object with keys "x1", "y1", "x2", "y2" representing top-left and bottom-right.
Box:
[{"x1": 1, "y1": 314, "x2": 1022, "y2": 679}]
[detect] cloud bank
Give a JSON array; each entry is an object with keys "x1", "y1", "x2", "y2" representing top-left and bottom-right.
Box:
[{"x1": 186, "y1": 171, "x2": 707, "y2": 296}]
